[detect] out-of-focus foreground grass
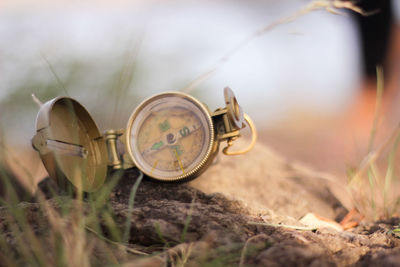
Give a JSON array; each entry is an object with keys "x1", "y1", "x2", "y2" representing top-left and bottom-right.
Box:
[{"x1": 1, "y1": 1, "x2": 400, "y2": 265}]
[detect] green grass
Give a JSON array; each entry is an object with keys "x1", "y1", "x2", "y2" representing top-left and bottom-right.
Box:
[
  {"x1": 347, "y1": 66, "x2": 400, "y2": 220},
  {"x1": 0, "y1": 166, "x2": 145, "y2": 266},
  {"x1": 122, "y1": 171, "x2": 143, "y2": 244},
  {"x1": 0, "y1": 1, "x2": 389, "y2": 266}
]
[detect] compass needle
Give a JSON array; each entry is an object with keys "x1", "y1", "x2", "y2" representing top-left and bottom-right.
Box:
[
  {"x1": 127, "y1": 93, "x2": 212, "y2": 181},
  {"x1": 151, "y1": 141, "x2": 164, "y2": 150},
  {"x1": 33, "y1": 88, "x2": 255, "y2": 189},
  {"x1": 124, "y1": 88, "x2": 256, "y2": 182}
]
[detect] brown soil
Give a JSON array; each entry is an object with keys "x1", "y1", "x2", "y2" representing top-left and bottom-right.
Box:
[
  {"x1": 1, "y1": 168, "x2": 400, "y2": 266},
  {"x1": 190, "y1": 142, "x2": 350, "y2": 221}
]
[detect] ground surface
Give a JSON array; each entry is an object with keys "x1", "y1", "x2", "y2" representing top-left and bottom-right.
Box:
[
  {"x1": 1, "y1": 167, "x2": 400, "y2": 266},
  {"x1": 190, "y1": 142, "x2": 350, "y2": 221}
]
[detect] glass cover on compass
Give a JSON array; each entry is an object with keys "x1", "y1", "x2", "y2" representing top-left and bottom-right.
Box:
[{"x1": 126, "y1": 92, "x2": 214, "y2": 181}]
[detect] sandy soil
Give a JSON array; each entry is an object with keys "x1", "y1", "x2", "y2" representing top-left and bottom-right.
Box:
[{"x1": 1, "y1": 169, "x2": 400, "y2": 266}]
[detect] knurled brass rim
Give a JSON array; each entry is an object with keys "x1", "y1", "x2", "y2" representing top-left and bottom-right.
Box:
[{"x1": 125, "y1": 91, "x2": 215, "y2": 182}]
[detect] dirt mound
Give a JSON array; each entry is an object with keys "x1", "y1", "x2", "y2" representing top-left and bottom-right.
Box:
[
  {"x1": 191, "y1": 142, "x2": 349, "y2": 221},
  {"x1": 1, "y1": 168, "x2": 399, "y2": 266}
]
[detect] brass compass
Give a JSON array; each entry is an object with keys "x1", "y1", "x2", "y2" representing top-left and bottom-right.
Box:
[{"x1": 32, "y1": 88, "x2": 257, "y2": 191}]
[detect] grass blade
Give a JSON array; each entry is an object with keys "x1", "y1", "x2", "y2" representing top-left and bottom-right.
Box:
[{"x1": 122, "y1": 171, "x2": 143, "y2": 244}]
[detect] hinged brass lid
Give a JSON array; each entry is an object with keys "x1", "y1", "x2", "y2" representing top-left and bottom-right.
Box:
[{"x1": 32, "y1": 97, "x2": 108, "y2": 192}]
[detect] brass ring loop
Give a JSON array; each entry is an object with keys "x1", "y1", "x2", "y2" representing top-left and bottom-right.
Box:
[{"x1": 222, "y1": 114, "x2": 257, "y2": 156}]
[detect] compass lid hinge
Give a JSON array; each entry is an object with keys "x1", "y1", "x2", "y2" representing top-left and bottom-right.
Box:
[
  {"x1": 104, "y1": 129, "x2": 124, "y2": 170},
  {"x1": 211, "y1": 108, "x2": 241, "y2": 142}
]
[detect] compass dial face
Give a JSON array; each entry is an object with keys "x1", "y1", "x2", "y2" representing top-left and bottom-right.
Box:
[{"x1": 126, "y1": 92, "x2": 214, "y2": 181}]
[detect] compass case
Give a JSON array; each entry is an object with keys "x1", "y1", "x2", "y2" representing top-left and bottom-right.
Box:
[{"x1": 32, "y1": 97, "x2": 108, "y2": 192}]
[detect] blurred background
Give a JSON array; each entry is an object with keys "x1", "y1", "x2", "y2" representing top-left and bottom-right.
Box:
[{"x1": 1, "y1": 0, "x2": 400, "y2": 192}]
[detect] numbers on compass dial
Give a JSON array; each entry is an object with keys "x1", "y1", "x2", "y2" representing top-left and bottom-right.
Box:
[
  {"x1": 137, "y1": 107, "x2": 204, "y2": 172},
  {"x1": 128, "y1": 94, "x2": 213, "y2": 180}
]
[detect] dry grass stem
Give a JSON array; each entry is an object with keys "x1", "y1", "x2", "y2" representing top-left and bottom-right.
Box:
[
  {"x1": 41, "y1": 53, "x2": 70, "y2": 97},
  {"x1": 181, "y1": 0, "x2": 364, "y2": 93},
  {"x1": 347, "y1": 66, "x2": 400, "y2": 219},
  {"x1": 110, "y1": 35, "x2": 144, "y2": 126},
  {"x1": 85, "y1": 226, "x2": 149, "y2": 256},
  {"x1": 239, "y1": 234, "x2": 269, "y2": 267},
  {"x1": 31, "y1": 94, "x2": 43, "y2": 107}
]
